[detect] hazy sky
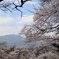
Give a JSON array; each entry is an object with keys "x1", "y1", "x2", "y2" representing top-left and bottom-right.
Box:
[{"x1": 0, "y1": 0, "x2": 39, "y2": 36}]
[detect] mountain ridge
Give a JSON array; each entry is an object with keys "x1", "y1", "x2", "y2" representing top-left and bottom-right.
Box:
[{"x1": 0, "y1": 34, "x2": 25, "y2": 45}]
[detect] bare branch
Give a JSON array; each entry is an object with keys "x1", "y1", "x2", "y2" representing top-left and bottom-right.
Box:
[{"x1": 0, "y1": 0, "x2": 32, "y2": 17}]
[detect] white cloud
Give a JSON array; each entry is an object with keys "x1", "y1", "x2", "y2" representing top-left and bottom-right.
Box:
[
  {"x1": 0, "y1": 14, "x2": 34, "y2": 36},
  {"x1": 0, "y1": 17, "x2": 14, "y2": 25},
  {"x1": 18, "y1": 15, "x2": 34, "y2": 25},
  {"x1": 25, "y1": 1, "x2": 38, "y2": 5},
  {"x1": 0, "y1": 26, "x2": 23, "y2": 36},
  {"x1": 0, "y1": 16, "x2": 22, "y2": 36}
]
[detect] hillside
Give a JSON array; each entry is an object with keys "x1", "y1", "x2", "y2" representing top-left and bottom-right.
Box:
[{"x1": 0, "y1": 34, "x2": 25, "y2": 46}]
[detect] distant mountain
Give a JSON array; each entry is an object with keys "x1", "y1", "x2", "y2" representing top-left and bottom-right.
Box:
[{"x1": 0, "y1": 34, "x2": 25, "y2": 46}]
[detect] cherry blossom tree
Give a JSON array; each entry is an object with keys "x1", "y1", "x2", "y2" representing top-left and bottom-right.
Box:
[{"x1": 21, "y1": 0, "x2": 59, "y2": 42}]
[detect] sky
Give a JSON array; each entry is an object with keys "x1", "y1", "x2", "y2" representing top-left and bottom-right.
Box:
[{"x1": 0, "y1": 0, "x2": 39, "y2": 36}]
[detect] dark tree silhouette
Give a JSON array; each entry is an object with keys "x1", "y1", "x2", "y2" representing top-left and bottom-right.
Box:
[
  {"x1": 20, "y1": 0, "x2": 31, "y2": 7},
  {"x1": 0, "y1": 0, "x2": 32, "y2": 17},
  {"x1": 0, "y1": 0, "x2": 3, "y2": 2}
]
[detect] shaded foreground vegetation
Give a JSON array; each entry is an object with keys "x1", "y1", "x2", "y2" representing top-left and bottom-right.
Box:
[{"x1": 0, "y1": 38, "x2": 59, "y2": 59}]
